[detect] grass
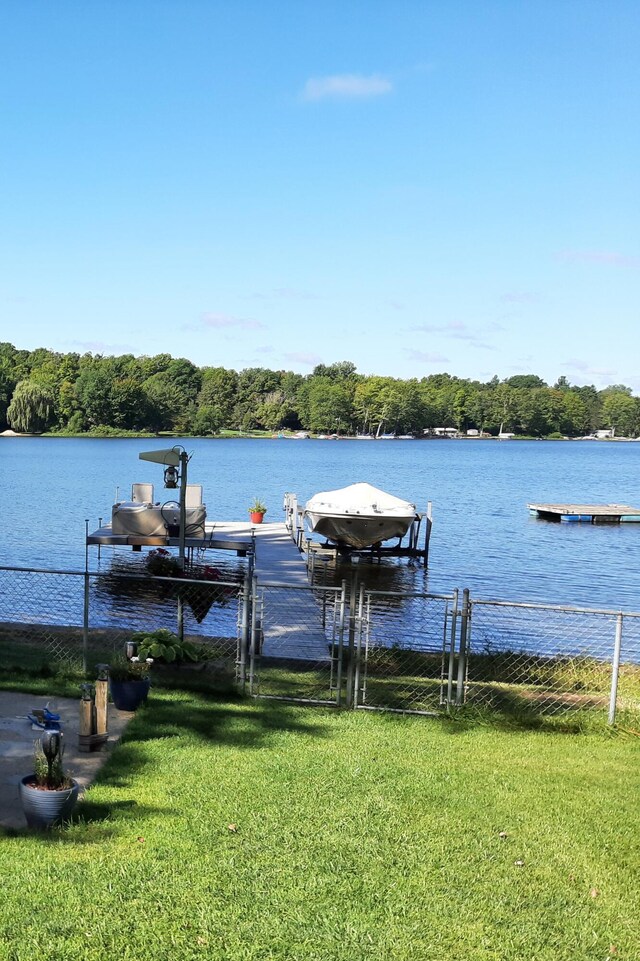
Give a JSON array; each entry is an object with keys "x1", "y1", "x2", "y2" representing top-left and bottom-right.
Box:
[{"x1": 1, "y1": 691, "x2": 638, "y2": 960}]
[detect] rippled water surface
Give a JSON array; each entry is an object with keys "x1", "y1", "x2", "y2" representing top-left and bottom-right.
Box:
[{"x1": 1, "y1": 436, "x2": 639, "y2": 610}]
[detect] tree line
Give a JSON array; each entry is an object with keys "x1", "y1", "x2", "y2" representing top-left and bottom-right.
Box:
[{"x1": 1, "y1": 343, "x2": 638, "y2": 438}]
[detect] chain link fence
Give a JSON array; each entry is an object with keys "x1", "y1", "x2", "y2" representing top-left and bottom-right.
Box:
[
  {"x1": 0, "y1": 565, "x2": 242, "y2": 690},
  {"x1": 1, "y1": 563, "x2": 639, "y2": 726},
  {"x1": 467, "y1": 599, "x2": 640, "y2": 725},
  {"x1": 355, "y1": 588, "x2": 459, "y2": 713},
  {"x1": 245, "y1": 581, "x2": 346, "y2": 705}
]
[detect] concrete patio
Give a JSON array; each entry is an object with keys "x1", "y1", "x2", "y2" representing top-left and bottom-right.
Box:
[{"x1": 0, "y1": 690, "x2": 132, "y2": 830}]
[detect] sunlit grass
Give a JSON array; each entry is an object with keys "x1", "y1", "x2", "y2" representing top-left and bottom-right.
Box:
[{"x1": 1, "y1": 691, "x2": 638, "y2": 960}]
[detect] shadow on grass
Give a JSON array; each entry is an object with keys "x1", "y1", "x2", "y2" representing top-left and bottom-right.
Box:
[
  {"x1": 129, "y1": 689, "x2": 332, "y2": 749},
  {"x1": 1, "y1": 798, "x2": 167, "y2": 842}
]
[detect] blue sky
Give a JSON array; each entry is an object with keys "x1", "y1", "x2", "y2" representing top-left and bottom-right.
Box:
[{"x1": 1, "y1": 1, "x2": 638, "y2": 389}]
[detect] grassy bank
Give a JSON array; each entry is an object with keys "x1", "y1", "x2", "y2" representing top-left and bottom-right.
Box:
[{"x1": 1, "y1": 692, "x2": 638, "y2": 960}]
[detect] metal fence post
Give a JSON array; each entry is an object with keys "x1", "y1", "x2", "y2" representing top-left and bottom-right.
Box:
[
  {"x1": 82, "y1": 572, "x2": 90, "y2": 676},
  {"x1": 248, "y1": 575, "x2": 259, "y2": 695},
  {"x1": 334, "y1": 580, "x2": 347, "y2": 707},
  {"x1": 608, "y1": 613, "x2": 624, "y2": 725},
  {"x1": 352, "y1": 583, "x2": 366, "y2": 708},
  {"x1": 345, "y1": 571, "x2": 358, "y2": 709},
  {"x1": 455, "y1": 588, "x2": 470, "y2": 705},
  {"x1": 445, "y1": 588, "x2": 459, "y2": 708},
  {"x1": 82, "y1": 521, "x2": 90, "y2": 676},
  {"x1": 237, "y1": 571, "x2": 251, "y2": 694}
]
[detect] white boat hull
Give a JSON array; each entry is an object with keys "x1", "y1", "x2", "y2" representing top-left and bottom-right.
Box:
[{"x1": 304, "y1": 482, "x2": 416, "y2": 549}]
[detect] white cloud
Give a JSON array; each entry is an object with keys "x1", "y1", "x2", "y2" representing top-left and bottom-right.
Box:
[
  {"x1": 500, "y1": 292, "x2": 540, "y2": 304},
  {"x1": 557, "y1": 250, "x2": 640, "y2": 269},
  {"x1": 408, "y1": 321, "x2": 498, "y2": 350},
  {"x1": 68, "y1": 339, "x2": 136, "y2": 354},
  {"x1": 301, "y1": 73, "x2": 392, "y2": 102},
  {"x1": 561, "y1": 359, "x2": 618, "y2": 377},
  {"x1": 404, "y1": 349, "x2": 449, "y2": 364},
  {"x1": 283, "y1": 351, "x2": 322, "y2": 367},
  {"x1": 246, "y1": 288, "x2": 320, "y2": 302},
  {"x1": 197, "y1": 312, "x2": 265, "y2": 331}
]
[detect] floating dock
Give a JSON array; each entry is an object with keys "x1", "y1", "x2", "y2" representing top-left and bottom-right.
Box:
[{"x1": 528, "y1": 503, "x2": 640, "y2": 524}]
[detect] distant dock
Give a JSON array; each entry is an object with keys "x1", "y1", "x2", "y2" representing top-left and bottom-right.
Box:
[{"x1": 528, "y1": 503, "x2": 640, "y2": 524}]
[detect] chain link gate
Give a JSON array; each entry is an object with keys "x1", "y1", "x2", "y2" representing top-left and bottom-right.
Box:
[
  {"x1": 354, "y1": 587, "x2": 464, "y2": 714},
  {"x1": 246, "y1": 580, "x2": 348, "y2": 705}
]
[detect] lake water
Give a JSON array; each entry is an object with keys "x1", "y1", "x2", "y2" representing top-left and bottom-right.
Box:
[{"x1": 1, "y1": 436, "x2": 639, "y2": 611}]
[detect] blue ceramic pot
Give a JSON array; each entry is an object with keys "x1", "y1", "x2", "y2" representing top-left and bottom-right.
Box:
[
  {"x1": 20, "y1": 776, "x2": 79, "y2": 829},
  {"x1": 109, "y1": 678, "x2": 150, "y2": 711}
]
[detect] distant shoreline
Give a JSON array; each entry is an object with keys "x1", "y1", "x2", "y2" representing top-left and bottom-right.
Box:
[{"x1": 1, "y1": 430, "x2": 638, "y2": 443}]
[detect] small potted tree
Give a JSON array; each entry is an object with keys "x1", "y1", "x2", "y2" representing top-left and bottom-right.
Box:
[
  {"x1": 248, "y1": 498, "x2": 267, "y2": 524},
  {"x1": 20, "y1": 730, "x2": 79, "y2": 829}
]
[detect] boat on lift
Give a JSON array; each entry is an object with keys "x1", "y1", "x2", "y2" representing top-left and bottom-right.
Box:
[{"x1": 304, "y1": 482, "x2": 416, "y2": 549}]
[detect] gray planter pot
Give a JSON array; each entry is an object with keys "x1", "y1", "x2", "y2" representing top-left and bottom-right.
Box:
[{"x1": 19, "y1": 776, "x2": 79, "y2": 829}]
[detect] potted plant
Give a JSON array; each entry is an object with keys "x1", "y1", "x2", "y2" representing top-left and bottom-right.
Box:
[
  {"x1": 109, "y1": 653, "x2": 153, "y2": 711},
  {"x1": 248, "y1": 498, "x2": 267, "y2": 524},
  {"x1": 20, "y1": 731, "x2": 79, "y2": 829}
]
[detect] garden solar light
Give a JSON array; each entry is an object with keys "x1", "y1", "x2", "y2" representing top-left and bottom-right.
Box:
[{"x1": 42, "y1": 729, "x2": 62, "y2": 788}]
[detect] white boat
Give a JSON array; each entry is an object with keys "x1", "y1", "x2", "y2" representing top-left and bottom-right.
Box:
[{"x1": 304, "y1": 482, "x2": 416, "y2": 549}]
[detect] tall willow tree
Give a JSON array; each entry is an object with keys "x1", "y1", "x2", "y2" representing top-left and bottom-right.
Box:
[{"x1": 7, "y1": 379, "x2": 55, "y2": 433}]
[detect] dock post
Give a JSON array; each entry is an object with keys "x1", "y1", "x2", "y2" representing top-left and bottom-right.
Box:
[
  {"x1": 608, "y1": 614, "x2": 624, "y2": 725},
  {"x1": 423, "y1": 501, "x2": 433, "y2": 567}
]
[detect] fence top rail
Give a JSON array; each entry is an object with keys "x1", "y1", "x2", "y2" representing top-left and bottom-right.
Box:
[
  {"x1": 365, "y1": 588, "x2": 456, "y2": 602},
  {"x1": 89, "y1": 571, "x2": 243, "y2": 590},
  {"x1": 470, "y1": 597, "x2": 640, "y2": 618},
  {"x1": 0, "y1": 564, "x2": 242, "y2": 591},
  {"x1": 0, "y1": 564, "x2": 87, "y2": 577},
  {"x1": 256, "y1": 580, "x2": 344, "y2": 595}
]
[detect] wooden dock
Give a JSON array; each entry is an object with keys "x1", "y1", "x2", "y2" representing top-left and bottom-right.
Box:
[
  {"x1": 251, "y1": 523, "x2": 332, "y2": 662},
  {"x1": 87, "y1": 519, "x2": 332, "y2": 663},
  {"x1": 87, "y1": 520, "x2": 255, "y2": 554},
  {"x1": 528, "y1": 503, "x2": 640, "y2": 524}
]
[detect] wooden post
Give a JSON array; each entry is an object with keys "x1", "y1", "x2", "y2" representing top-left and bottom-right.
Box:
[
  {"x1": 78, "y1": 684, "x2": 95, "y2": 753},
  {"x1": 95, "y1": 677, "x2": 108, "y2": 737}
]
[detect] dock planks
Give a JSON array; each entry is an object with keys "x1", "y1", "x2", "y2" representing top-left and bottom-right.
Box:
[{"x1": 251, "y1": 523, "x2": 332, "y2": 662}]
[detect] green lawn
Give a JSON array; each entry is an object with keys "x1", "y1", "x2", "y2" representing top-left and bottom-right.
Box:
[{"x1": 1, "y1": 692, "x2": 638, "y2": 961}]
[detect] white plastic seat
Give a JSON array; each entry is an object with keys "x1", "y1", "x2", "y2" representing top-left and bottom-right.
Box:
[
  {"x1": 186, "y1": 484, "x2": 203, "y2": 508},
  {"x1": 131, "y1": 483, "x2": 154, "y2": 503}
]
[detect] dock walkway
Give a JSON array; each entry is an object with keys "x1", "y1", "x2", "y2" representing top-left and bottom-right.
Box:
[{"x1": 252, "y1": 523, "x2": 332, "y2": 662}]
